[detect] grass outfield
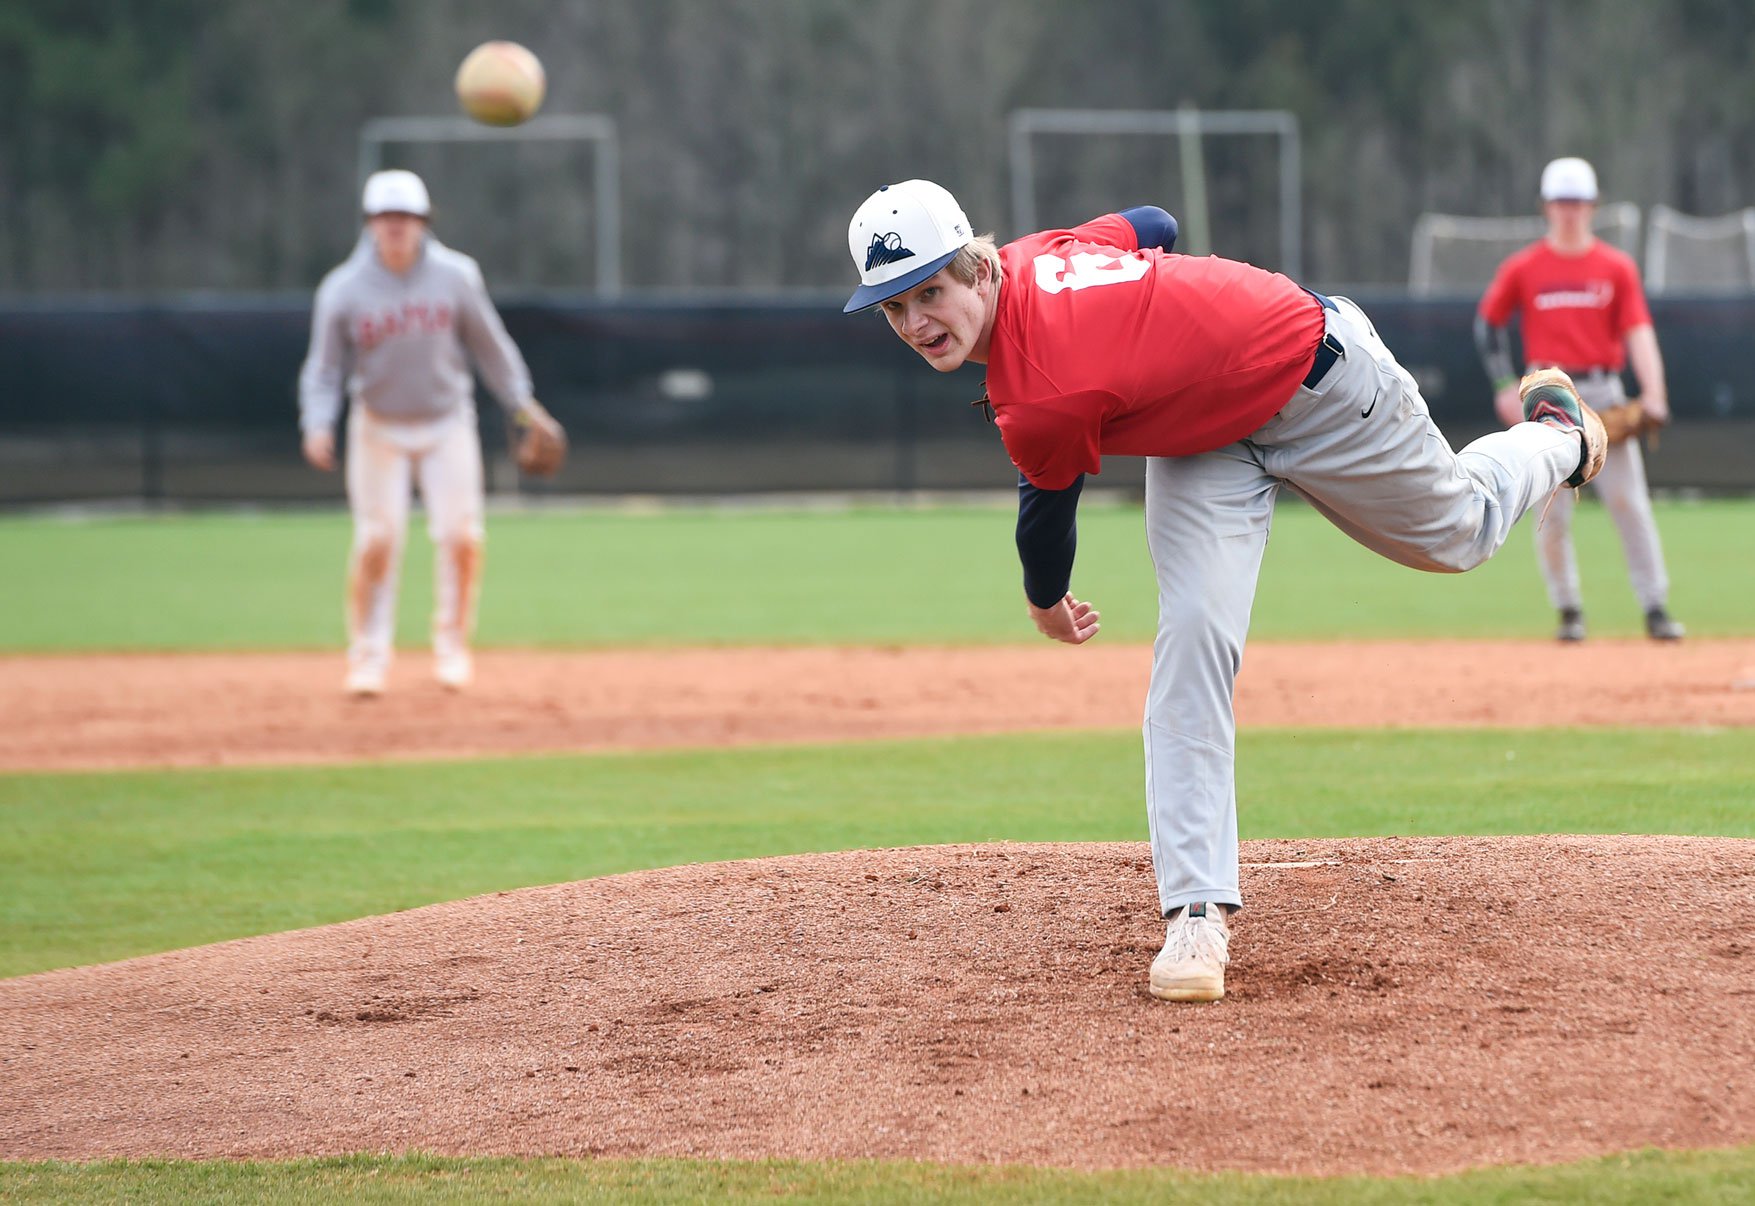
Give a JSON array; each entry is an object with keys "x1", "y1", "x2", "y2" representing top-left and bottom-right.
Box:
[
  {"x1": 4, "y1": 727, "x2": 1749, "y2": 978},
  {"x1": 0, "y1": 495, "x2": 1748, "y2": 650},
  {"x1": 5, "y1": 1148, "x2": 1755, "y2": 1204}
]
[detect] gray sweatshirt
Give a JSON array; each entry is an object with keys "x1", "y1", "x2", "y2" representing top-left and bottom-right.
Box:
[{"x1": 298, "y1": 232, "x2": 534, "y2": 434}]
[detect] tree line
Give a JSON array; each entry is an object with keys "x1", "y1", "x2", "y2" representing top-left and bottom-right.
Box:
[{"x1": 2, "y1": 0, "x2": 1752, "y2": 294}]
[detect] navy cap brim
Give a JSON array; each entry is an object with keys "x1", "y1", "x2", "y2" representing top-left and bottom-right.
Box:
[{"x1": 842, "y1": 249, "x2": 959, "y2": 314}]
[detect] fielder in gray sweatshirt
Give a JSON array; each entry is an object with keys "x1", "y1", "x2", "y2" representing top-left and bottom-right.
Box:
[{"x1": 298, "y1": 231, "x2": 535, "y2": 434}]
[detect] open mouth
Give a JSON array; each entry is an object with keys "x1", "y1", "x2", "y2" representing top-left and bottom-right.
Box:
[{"x1": 920, "y1": 333, "x2": 951, "y2": 354}]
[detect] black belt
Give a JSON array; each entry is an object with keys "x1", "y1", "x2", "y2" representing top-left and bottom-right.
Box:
[{"x1": 1303, "y1": 290, "x2": 1343, "y2": 389}]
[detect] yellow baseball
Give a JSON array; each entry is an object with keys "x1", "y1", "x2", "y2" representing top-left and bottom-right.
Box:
[{"x1": 455, "y1": 41, "x2": 546, "y2": 127}]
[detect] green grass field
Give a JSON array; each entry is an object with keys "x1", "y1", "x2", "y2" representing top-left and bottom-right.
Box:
[
  {"x1": 4, "y1": 727, "x2": 1751, "y2": 979},
  {"x1": 0, "y1": 496, "x2": 1747, "y2": 650},
  {"x1": 2, "y1": 499, "x2": 1752, "y2": 1203}
]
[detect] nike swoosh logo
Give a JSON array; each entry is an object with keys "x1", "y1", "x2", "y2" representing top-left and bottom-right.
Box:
[{"x1": 1360, "y1": 393, "x2": 1379, "y2": 419}]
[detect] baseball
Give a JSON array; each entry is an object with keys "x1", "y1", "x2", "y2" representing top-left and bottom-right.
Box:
[{"x1": 454, "y1": 41, "x2": 546, "y2": 127}]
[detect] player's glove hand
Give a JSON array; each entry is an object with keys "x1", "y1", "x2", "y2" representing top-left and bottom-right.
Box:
[
  {"x1": 514, "y1": 399, "x2": 568, "y2": 477},
  {"x1": 1597, "y1": 401, "x2": 1660, "y2": 445}
]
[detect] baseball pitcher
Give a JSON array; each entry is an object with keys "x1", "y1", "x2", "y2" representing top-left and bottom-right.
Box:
[
  {"x1": 298, "y1": 169, "x2": 565, "y2": 696},
  {"x1": 843, "y1": 179, "x2": 1606, "y2": 1002},
  {"x1": 1475, "y1": 156, "x2": 1683, "y2": 642}
]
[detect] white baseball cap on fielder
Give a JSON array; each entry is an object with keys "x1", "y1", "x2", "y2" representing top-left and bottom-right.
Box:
[
  {"x1": 362, "y1": 169, "x2": 431, "y2": 217},
  {"x1": 1540, "y1": 157, "x2": 1598, "y2": 202},
  {"x1": 844, "y1": 179, "x2": 975, "y2": 313}
]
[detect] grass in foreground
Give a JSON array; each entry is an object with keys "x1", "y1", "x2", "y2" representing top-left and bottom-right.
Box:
[
  {"x1": 0, "y1": 496, "x2": 1747, "y2": 650},
  {"x1": 3, "y1": 727, "x2": 1748, "y2": 978},
  {"x1": 4, "y1": 1148, "x2": 1755, "y2": 1204}
]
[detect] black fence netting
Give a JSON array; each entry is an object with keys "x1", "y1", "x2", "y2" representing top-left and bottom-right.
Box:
[{"x1": 2, "y1": 293, "x2": 1751, "y2": 505}]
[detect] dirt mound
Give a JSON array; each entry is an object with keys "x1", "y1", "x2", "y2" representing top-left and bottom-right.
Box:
[
  {"x1": 4, "y1": 836, "x2": 1752, "y2": 1174},
  {"x1": 3, "y1": 639, "x2": 1753, "y2": 771}
]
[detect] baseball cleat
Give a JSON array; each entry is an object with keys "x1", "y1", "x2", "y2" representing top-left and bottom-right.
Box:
[
  {"x1": 344, "y1": 664, "x2": 387, "y2": 698},
  {"x1": 435, "y1": 648, "x2": 474, "y2": 690},
  {"x1": 1645, "y1": 606, "x2": 1685, "y2": 642},
  {"x1": 1149, "y1": 902, "x2": 1230, "y2": 1002},
  {"x1": 1556, "y1": 607, "x2": 1586, "y2": 643},
  {"x1": 1519, "y1": 368, "x2": 1607, "y2": 487}
]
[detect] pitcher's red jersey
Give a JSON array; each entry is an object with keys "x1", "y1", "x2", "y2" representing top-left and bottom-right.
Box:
[{"x1": 986, "y1": 214, "x2": 1325, "y2": 490}]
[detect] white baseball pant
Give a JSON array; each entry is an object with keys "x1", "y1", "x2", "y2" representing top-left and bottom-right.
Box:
[
  {"x1": 344, "y1": 404, "x2": 485, "y2": 676},
  {"x1": 1142, "y1": 296, "x2": 1580, "y2": 917},
  {"x1": 1526, "y1": 372, "x2": 1670, "y2": 613}
]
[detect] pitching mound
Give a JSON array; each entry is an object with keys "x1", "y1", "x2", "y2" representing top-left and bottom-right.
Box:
[{"x1": 3, "y1": 836, "x2": 1752, "y2": 1174}]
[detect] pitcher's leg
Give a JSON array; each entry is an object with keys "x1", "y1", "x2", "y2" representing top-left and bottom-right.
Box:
[
  {"x1": 344, "y1": 411, "x2": 411, "y2": 690},
  {"x1": 1257, "y1": 298, "x2": 1579, "y2": 573},
  {"x1": 1142, "y1": 451, "x2": 1277, "y2": 918},
  {"x1": 419, "y1": 412, "x2": 486, "y2": 687}
]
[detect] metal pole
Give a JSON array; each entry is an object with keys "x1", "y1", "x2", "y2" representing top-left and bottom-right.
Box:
[
  {"x1": 596, "y1": 128, "x2": 621, "y2": 296},
  {"x1": 1008, "y1": 112, "x2": 1035, "y2": 237},
  {"x1": 1176, "y1": 103, "x2": 1210, "y2": 256},
  {"x1": 1278, "y1": 113, "x2": 1302, "y2": 279}
]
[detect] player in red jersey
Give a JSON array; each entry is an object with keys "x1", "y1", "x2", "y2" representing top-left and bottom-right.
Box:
[
  {"x1": 1477, "y1": 157, "x2": 1683, "y2": 642},
  {"x1": 844, "y1": 179, "x2": 1607, "y2": 1002}
]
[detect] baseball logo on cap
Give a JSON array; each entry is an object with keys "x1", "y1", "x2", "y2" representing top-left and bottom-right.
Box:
[{"x1": 864, "y1": 232, "x2": 917, "y2": 272}]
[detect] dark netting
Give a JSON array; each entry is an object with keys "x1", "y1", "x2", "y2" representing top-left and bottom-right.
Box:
[{"x1": 1, "y1": 294, "x2": 1751, "y2": 505}]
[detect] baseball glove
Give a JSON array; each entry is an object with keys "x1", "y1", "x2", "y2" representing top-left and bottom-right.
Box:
[
  {"x1": 514, "y1": 400, "x2": 568, "y2": 477},
  {"x1": 1597, "y1": 401, "x2": 1661, "y2": 446}
]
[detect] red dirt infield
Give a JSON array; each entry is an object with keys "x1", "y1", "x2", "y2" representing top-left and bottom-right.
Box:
[
  {"x1": 3, "y1": 638, "x2": 1753, "y2": 771},
  {"x1": 2, "y1": 640, "x2": 1753, "y2": 1174}
]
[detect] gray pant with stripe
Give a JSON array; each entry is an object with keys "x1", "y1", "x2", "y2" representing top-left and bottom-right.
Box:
[
  {"x1": 1142, "y1": 296, "x2": 1580, "y2": 917},
  {"x1": 1528, "y1": 372, "x2": 1670, "y2": 613}
]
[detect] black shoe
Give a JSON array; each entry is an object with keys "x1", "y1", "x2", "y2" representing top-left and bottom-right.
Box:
[
  {"x1": 1645, "y1": 607, "x2": 1685, "y2": 641},
  {"x1": 1556, "y1": 608, "x2": 1586, "y2": 642}
]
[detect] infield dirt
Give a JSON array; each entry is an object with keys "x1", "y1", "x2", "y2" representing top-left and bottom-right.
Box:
[
  {"x1": 3, "y1": 637, "x2": 1754, "y2": 770},
  {"x1": 2, "y1": 640, "x2": 1753, "y2": 1174}
]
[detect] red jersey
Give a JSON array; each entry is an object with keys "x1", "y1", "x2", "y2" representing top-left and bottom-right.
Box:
[
  {"x1": 1478, "y1": 239, "x2": 1651, "y2": 372},
  {"x1": 987, "y1": 214, "x2": 1326, "y2": 490}
]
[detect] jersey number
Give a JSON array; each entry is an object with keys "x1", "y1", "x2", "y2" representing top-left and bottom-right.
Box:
[{"x1": 1033, "y1": 251, "x2": 1150, "y2": 295}]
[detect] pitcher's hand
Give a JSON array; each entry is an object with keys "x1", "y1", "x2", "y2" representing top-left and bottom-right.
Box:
[{"x1": 1027, "y1": 593, "x2": 1100, "y2": 645}]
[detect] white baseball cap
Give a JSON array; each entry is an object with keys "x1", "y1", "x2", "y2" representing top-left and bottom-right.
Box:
[
  {"x1": 1540, "y1": 157, "x2": 1598, "y2": 202},
  {"x1": 844, "y1": 179, "x2": 975, "y2": 313},
  {"x1": 362, "y1": 169, "x2": 431, "y2": 217}
]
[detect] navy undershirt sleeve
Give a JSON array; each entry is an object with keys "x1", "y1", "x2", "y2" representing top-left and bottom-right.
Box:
[
  {"x1": 1473, "y1": 312, "x2": 1518, "y2": 388},
  {"x1": 1119, "y1": 206, "x2": 1178, "y2": 252},
  {"x1": 1016, "y1": 472, "x2": 1085, "y2": 608}
]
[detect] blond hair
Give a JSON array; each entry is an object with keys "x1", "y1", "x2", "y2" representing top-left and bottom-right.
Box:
[{"x1": 946, "y1": 235, "x2": 1001, "y2": 286}]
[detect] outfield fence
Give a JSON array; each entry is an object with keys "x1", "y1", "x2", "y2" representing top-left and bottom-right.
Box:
[{"x1": 2, "y1": 292, "x2": 1752, "y2": 505}]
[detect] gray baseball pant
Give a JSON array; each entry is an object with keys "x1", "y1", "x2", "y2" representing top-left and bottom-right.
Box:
[{"x1": 1142, "y1": 296, "x2": 1580, "y2": 917}]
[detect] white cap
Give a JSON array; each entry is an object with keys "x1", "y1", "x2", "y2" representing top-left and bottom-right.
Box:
[
  {"x1": 1540, "y1": 157, "x2": 1598, "y2": 202},
  {"x1": 362, "y1": 169, "x2": 431, "y2": 217},
  {"x1": 844, "y1": 179, "x2": 974, "y2": 313}
]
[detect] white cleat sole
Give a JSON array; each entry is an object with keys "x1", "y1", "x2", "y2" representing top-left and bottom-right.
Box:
[{"x1": 1148, "y1": 971, "x2": 1225, "y2": 1003}]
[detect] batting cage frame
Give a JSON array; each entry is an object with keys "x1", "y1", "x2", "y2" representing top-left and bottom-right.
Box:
[
  {"x1": 1006, "y1": 107, "x2": 1302, "y2": 278},
  {"x1": 1644, "y1": 204, "x2": 1755, "y2": 295},
  {"x1": 356, "y1": 114, "x2": 623, "y2": 296},
  {"x1": 1407, "y1": 203, "x2": 1643, "y2": 297}
]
